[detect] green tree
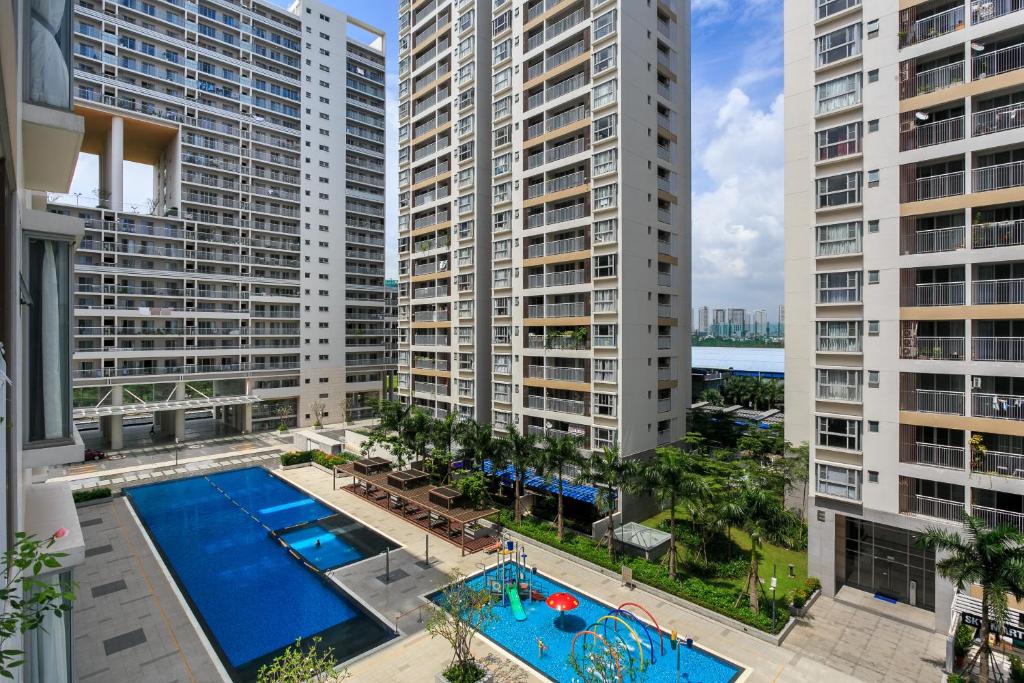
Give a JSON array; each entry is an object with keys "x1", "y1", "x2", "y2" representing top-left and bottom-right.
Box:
[
  {"x1": 918, "y1": 515, "x2": 1024, "y2": 683},
  {"x1": 455, "y1": 420, "x2": 494, "y2": 473},
  {"x1": 782, "y1": 441, "x2": 810, "y2": 520},
  {"x1": 720, "y1": 468, "x2": 797, "y2": 613},
  {"x1": 535, "y1": 435, "x2": 584, "y2": 542},
  {"x1": 426, "y1": 571, "x2": 496, "y2": 682},
  {"x1": 0, "y1": 532, "x2": 77, "y2": 679},
  {"x1": 256, "y1": 637, "x2": 348, "y2": 682},
  {"x1": 496, "y1": 424, "x2": 540, "y2": 524},
  {"x1": 576, "y1": 444, "x2": 634, "y2": 558},
  {"x1": 399, "y1": 408, "x2": 432, "y2": 464},
  {"x1": 698, "y1": 388, "x2": 724, "y2": 406},
  {"x1": 631, "y1": 445, "x2": 711, "y2": 579},
  {"x1": 430, "y1": 412, "x2": 460, "y2": 483}
]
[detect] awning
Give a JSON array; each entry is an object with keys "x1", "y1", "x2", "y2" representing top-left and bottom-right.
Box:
[
  {"x1": 482, "y1": 460, "x2": 598, "y2": 505},
  {"x1": 613, "y1": 522, "x2": 671, "y2": 551},
  {"x1": 73, "y1": 394, "x2": 262, "y2": 419}
]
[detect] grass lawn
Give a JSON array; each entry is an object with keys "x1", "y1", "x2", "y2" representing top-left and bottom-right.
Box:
[{"x1": 642, "y1": 509, "x2": 809, "y2": 598}]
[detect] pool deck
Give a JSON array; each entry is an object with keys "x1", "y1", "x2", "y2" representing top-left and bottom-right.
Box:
[
  {"x1": 70, "y1": 464, "x2": 946, "y2": 683},
  {"x1": 280, "y1": 466, "x2": 947, "y2": 683}
]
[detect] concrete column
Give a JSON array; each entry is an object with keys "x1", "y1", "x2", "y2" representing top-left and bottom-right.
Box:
[
  {"x1": 108, "y1": 385, "x2": 123, "y2": 450},
  {"x1": 173, "y1": 382, "x2": 186, "y2": 440},
  {"x1": 103, "y1": 116, "x2": 124, "y2": 210}
]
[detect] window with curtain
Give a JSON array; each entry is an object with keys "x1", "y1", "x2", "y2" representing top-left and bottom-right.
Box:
[{"x1": 24, "y1": 237, "x2": 71, "y2": 444}]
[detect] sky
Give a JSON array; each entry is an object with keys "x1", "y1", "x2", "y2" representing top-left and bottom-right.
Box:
[{"x1": 69, "y1": 0, "x2": 785, "y2": 314}]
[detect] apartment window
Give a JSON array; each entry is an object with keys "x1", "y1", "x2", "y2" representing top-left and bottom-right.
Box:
[
  {"x1": 458, "y1": 299, "x2": 474, "y2": 317},
  {"x1": 816, "y1": 171, "x2": 862, "y2": 208},
  {"x1": 867, "y1": 269, "x2": 879, "y2": 284},
  {"x1": 816, "y1": 463, "x2": 862, "y2": 500},
  {"x1": 817, "y1": 416, "x2": 861, "y2": 451},
  {"x1": 594, "y1": 218, "x2": 618, "y2": 243},
  {"x1": 493, "y1": 239, "x2": 511, "y2": 260},
  {"x1": 493, "y1": 382, "x2": 511, "y2": 403},
  {"x1": 493, "y1": 267, "x2": 511, "y2": 288},
  {"x1": 868, "y1": 119, "x2": 879, "y2": 132},
  {"x1": 493, "y1": 297, "x2": 511, "y2": 316},
  {"x1": 816, "y1": 122, "x2": 862, "y2": 161},
  {"x1": 492, "y1": 211, "x2": 511, "y2": 233},
  {"x1": 493, "y1": 182, "x2": 511, "y2": 203},
  {"x1": 593, "y1": 183, "x2": 618, "y2": 210},
  {"x1": 458, "y1": 87, "x2": 475, "y2": 110},
  {"x1": 594, "y1": 359, "x2": 617, "y2": 383},
  {"x1": 458, "y1": 194, "x2": 474, "y2": 215},
  {"x1": 867, "y1": 169, "x2": 879, "y2": 186},
  {"x1": 492, "y1": 9, "x2": 511, "y2": 35},
  {"x1": 815, "y1": 73, "x2": 862, "y2": 115},
  {"x1": 594, "y1": 9, "x2": 617, "y2": 40},
  {"x1": 459, "y1": 220, "x2": 475, "y2": 240},
  {"x1": 457, "y1": 142, "x2": 475, "y2": 161},
  {"x1": 493, "y1": 95, "x2": 512, "y2": 119},
  {"x1": 24, "y1": 237, "x2": 72, "y2": 444},
  {"x1": 594, "y1": 393, "x2": 617, "y2": 417},
  {"x1": 816, "y1": 270, "x2": 862, "y2": 303},
  {"x1": 458, "y1": 114, "x2": 475, "y2": 137},
  {"x1": 866, "y1": 18, "x2": 879, "y2": 36},
  {"x1": 868, "y1": 69, "x2": 879, "y2": 83},
  {"x1": 493, "y1": 124, "x2": 512, "y2": 148},
  {"x1": 817, "y1": 0, "x2": 861, "y2": 20},
  {"x1": 492, "y1": 38, "x2": 511, "y2": 64},
  {"x1": 493, "y1": 326, "x2": 512, "y2": 344},
  {"x1": 594, "y1": 427, "x2": 618, "y2": 450},
  {"x1": 594, "y1": 288, "x2": 617, "y2": 312},
  {"x1": 593, "y1": 80, "x2": 617, "y2": 109},
  {"x1": 493, "y1": 67, "x2": 512, "y2": 92},
  {"x1": 593, "y1": 149, "x2": 618, "y2": 176},
  {"x1": 458, "y1": 326, "x2": 473, "y2": 344},
  {"x1": 593, "y1": 114, "x2": 617, "y2": 141},
  {"x1": 816, "y1": 221, "x2": 862, "y2": 256},
  {"x1": 868, "y1": 320, "x2": 879, "y2": 335},
  {"x1": 493, "y1": 153, "x2": 512, "y2": 176},
  {"x1": 816, "y1": 320, "x2": 861, "y2": 351},
  {"x1": 458, "y1": 36, "x2": 474, "y2": 60},
  {"x1": 594, "y1": 254, "x2": 617, "y2": 278},
  {"x1": 868, "y1": 370, "x2": 879, "y2": 387},
  {"x1": 868, "y1": 219, "x2": 879, "y2": 233},
  {"x1": 457, "y1": 62, "x2": 474, "y2": 84},
  {"x1": 457, "y1": 246, "x2": 474, "y2": 266},
  {"x1": 815, "y1": 368, "x2": 862, "y2": 401},
  {"x1": 459, "y1": 9, "x2": 475, "y2": 32},
  {"x1": 493, "y1": 354, "x2": 511, "y2": 374},
  {"x1": 816, "y1": 24, "x2": 861, "y2": 66},
  {"x1": 593, "y1": 45, "x2": 617, "y2": 74},
  {"x1": 459, "y1": 353, "x2": 475, "y2": 371}
]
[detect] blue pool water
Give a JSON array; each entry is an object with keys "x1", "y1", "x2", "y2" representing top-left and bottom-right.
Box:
[
  {"x1": 279, "y1": 524, "x2": 366, "y2": 571},
  {"x1": 126, "y1": 468, "x2": 394, "y2": 681},
  {"x1": 433, "y1": 564, "x2": 742, "y2": 683}
]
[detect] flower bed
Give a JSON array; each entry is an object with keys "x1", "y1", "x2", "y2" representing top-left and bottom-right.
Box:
[{"x1": 280, "y1": 449, "x2": 352, "y2": 468}]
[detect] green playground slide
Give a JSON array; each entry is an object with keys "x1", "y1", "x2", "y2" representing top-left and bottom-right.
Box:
[{"x1": 506, "y1": 584, "x2": 527, "y2": 621}]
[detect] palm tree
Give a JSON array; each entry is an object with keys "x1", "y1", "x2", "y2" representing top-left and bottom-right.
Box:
[
  {"x1": 918, "y1": 515, "x2": 1024, "y2": 682},
  {"x1": 430, "y1": 412, "x2": 460, "y2": 482},
  {"x1": 456, "y1": 420, "x2": 494, "y2": 473},
  {"x1": 497, "y1": 425, "x2": 540, "y2": 524},
  {"x1": 577, "y1": 444, "x2": 634, "y2": 557},
  {"x1": 722, "y1": 469, "x2": 794, "y2": 613},
  {"x1": 399, "y1": 408, "x2": 432, "y2": 465},
  {"x1": 632, "y1": 446, "x2": 711, "y2": 579},
  {"x1": 535, "y1": 435, "x2": 584, "y2": 542}
]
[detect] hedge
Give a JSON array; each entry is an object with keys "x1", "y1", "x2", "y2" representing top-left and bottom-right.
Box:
[
  {"x1": 73, "y1": 487, "x2": 112, "y2": 504},
  {"x1": 496, "y1": 513, "x2": 786, "y2": 634},
  {"x1": 280, "y1": 450, "x2": 352, "y2": 468}
]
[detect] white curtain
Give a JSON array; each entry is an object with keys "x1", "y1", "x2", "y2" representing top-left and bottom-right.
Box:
[
  {"x1": 28, "y1": 575, "x2": 69, "y2": 683},
  {"x1": 28, "y1": 0, "x2": 70, "y2": 108},
  {"x1": 41, "y1": 242, "x2": 61, "y2": 439}
]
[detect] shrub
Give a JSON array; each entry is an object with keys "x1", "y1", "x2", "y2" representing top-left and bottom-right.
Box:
[
  {"x1": 281, "y1": 451, "x2": 314, "y2": 466},
  {"x1": 442, "y1": 662, "x2": 486, "y2": 683},
  {"x1": 1010, "y1": 654, "x2": 1024, "y2": 683},
  {"x1": 497, "y1": 513, "x2": 784, "y2": 633},
  {"x1": 953, "y1": 623, "x2": 973, "y2": 659},
  {"x1": 803, "y1": 576, "x2": 821, "y2": 593},
  {"x1": 948, "y1": 675, "x2": 965, "y2": 683},
  {"x1": 73, "y1": 487, "x2": 112, "y2": 504},
  {"x1": 789, "y1": 589, "x2": 808, "y2": 609}
]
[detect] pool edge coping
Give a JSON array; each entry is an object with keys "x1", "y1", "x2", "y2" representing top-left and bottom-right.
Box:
[{"x1": 419, "y1": 562, "x2": 750, "y2": 683}]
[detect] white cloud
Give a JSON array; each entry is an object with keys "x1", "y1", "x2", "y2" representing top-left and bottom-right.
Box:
[{"x1": 692, "y1": 89, "x2": 784, "y2": 311}]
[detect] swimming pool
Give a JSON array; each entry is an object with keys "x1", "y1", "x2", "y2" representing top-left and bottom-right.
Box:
[
  {"x1": 278, "y1": 512, "x2": 393, "y2": 572},
  {"x1": 125, "y1": 467, "x2": 395, "y2": 681},
  {"x1": 431, "y1": 563, "x2": 743, "y2": 683}
]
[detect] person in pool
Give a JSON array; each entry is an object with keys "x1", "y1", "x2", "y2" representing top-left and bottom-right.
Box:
[{"x1": 315, "y1": 539, "x2": 321, "y2": 548}]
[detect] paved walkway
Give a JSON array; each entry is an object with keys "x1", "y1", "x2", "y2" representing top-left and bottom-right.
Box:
[
  {"x1": 74, "y1": 498, "x2": 222, "y2": 683},
  {"x1": 281, "y1": 467, "x2": 948, "y2": 683}
]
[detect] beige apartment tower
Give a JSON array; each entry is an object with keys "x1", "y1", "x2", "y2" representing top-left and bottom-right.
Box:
[
  {"x1": 785, "y1": 0, "x2": 1024, "y2": 628},
  {"x1": 398, "y1": 0, "x2": 691, "y2": 474}
]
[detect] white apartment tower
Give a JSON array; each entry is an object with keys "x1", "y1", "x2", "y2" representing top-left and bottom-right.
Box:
[
  {"x1": 51, "y1": 0, "x2": 388, "y2": 446},
  {"x1": 785, "y1": 0, "x2": 1024, "y2": 627},
  {"x1": 398, "y1": 0, "x2": 691, "y2": 468}
]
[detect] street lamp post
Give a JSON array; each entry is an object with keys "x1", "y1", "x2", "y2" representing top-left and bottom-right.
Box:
[{"x1": 175, "y1": 437, "x2": 180, "y2": 467}]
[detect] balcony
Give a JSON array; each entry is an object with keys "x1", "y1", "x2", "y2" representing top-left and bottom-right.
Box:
[
  {"x1": 902, "y1": 335, "x2": 965, "y2": 360},
  {"x1": 973, "y1": 219, "x2": 1024, "y2": 248},
  {"x1": 527, "y1": 302, "x2": 587, "y2": 318},
  {"x1": 527, "y1": 269, "x2": 587, "y2": 288},
  {"x1": 909, "y1": 61, "x2": 965, "y2": 99},
  {"x1": 905, "y1": 281, "x2": 966, "y2": 306},
  {"x1": 973, "y1": 336, "x2": 1024, "y2": 361},
  {"x1": 904, "y1": 493, "x2": 965, "y2": 522},
  {"x1": 973, "y1": 391, "x2": 1024, "y2": 420},
  {"x1": 527, "y1": 235, "x2": 586, "y2": 258},
  {"x1": 527, "y1": 364, "x2": 586, "y2": 382},
  {"x1": 973, "y1": 40, "x2": 1024, "y2": 80},
  {"x1": 915, "y1": 170, "x2": 965, "y2": 201},
  {"x1": 973, "y1": 278, "x2": 1024, "y2": 304},
  {"x1": 972, "y1": 0, "x2": 1024, "y2": 22},
  {"x1": 973, "y1": 101, "x2": 1024, "y2": 137},
  {"x1": 902, "y1": 388, "x2": 966, "y2": 414},
  {"x1": 973, "y1": 505, "x2": 1024, "y2": 532},
  {"x1": 973, "y1": 160, "x2": 1024, "y2": 193},
  {"x1": 901, "y1": 441, "x2": 966, "y2": 469},
  {"x1": 901, "y1": 5, "x2": 965, "y2": 48}
]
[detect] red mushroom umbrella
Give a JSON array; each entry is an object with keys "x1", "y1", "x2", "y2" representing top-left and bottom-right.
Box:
[{"x1": 546, "y1": 592, "x2": 580, "y2": 628}]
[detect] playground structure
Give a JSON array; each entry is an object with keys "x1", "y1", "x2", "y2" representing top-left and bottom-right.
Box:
[{"x1": 484, "y1": 540, "x2": 545, "y2": 618}]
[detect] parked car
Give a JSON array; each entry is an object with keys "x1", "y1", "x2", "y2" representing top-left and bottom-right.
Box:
[{"x1": 84, "y1": 449, "x2": 105, "y2": 461}]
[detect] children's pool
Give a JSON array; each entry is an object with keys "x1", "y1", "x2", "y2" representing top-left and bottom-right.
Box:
[
  {"x1": 431, "y1": 563, "x2": 743, "y2": 683},
  {"x1": 126, "y1": 467, "x2": 395, "y2": 681}
]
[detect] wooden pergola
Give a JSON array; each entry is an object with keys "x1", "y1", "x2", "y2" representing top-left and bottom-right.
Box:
[{"x1": 334, "y1": 462, "x2": 498, "y2": 555}]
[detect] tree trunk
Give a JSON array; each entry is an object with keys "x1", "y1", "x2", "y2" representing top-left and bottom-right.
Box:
[
  {"x1": 748, "y1": 539, "x2": 760, "y2": 613},
  {"x1": 607, "y1": 503, "x2": 615, "y2": 557},
  {"x1": 557, "y1": 473, "x2": 565, "y2": 542},
  {"x1": 668, "y1": 494, "x2": 677, "y2": 579},
  {"x1": 979, "y1": 590, "x2": 990, "y2": 682}
]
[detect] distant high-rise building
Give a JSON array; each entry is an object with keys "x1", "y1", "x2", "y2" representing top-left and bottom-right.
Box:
[
  {"x1": 697, "y1": 306, "x2": 710, "y2": 334},
  {"x1": 753, "y1": 309, "x2": 768, "y2": 335},
  {"x1": 727, "y1": 308, "x2": 746, "y2": 338}
]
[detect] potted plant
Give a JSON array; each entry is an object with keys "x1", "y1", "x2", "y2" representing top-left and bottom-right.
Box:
[
  {"x1": 953, "y1": 622, "x2": 973, "y2": 670},
  {"x1": 572, "y1": 326, "x2": 588, "y2": 349},
  {"x1": 426, "y1": 572, "x2": 496, "y2": 683}
]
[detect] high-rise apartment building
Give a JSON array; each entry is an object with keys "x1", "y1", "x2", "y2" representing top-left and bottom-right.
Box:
[
  {"x1": 697, "y1": 305, "x2": 710, "y2": 334},
  {"x1": 50, "y1": 0, "x2": 388, "y2": 446},
  {"x1": 398, "y1": 0, "x2": 691, "y2": 463},
  {"x1": 752, "y1": 309, "x2": 768, "y2": 335},
  {"x1": 785, "y1": 0, "x2": 1024, "y2": 627}
]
